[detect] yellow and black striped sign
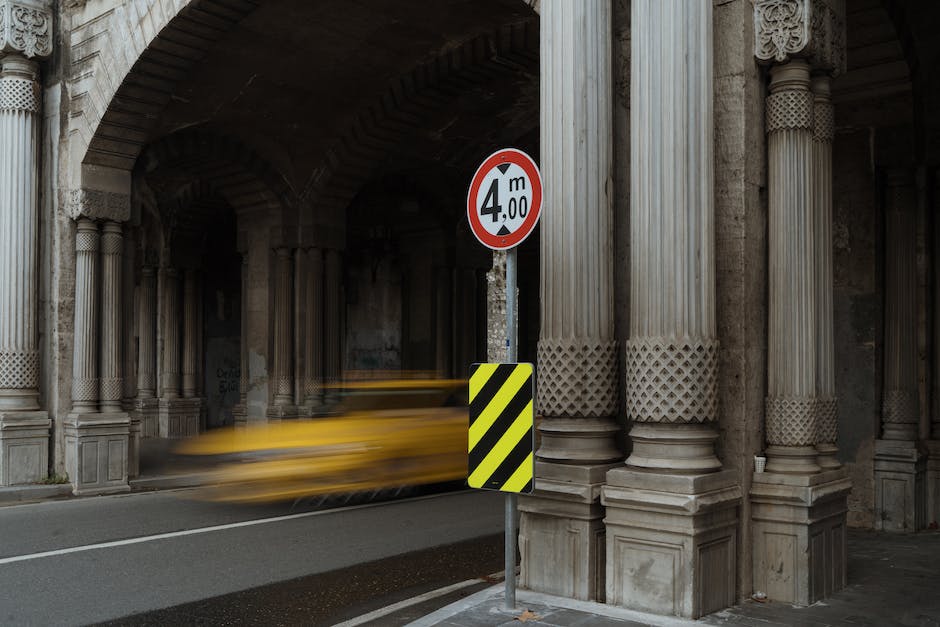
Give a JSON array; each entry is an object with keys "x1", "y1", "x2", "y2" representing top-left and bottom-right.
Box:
[{"x1": 468, "y1": 362, "x2": 534, "y2": 494}]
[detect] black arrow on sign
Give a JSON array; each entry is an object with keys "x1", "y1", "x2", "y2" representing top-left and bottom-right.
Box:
[
  {"x1": 497, "y1": 164, "x2": 511, "y2": 175},
  {"x1": 497, "y1": 225, "x2": 511, "y2": 235}
]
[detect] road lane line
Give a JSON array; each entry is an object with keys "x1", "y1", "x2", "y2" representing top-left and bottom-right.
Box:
[
  {"x1": 0, "y1": 491, "x2": 470, "y2": 566},
  {"x1": 332, "y1": 571, "x2": 503, "y2": 627}
]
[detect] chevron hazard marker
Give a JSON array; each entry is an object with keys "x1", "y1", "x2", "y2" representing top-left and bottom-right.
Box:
[{"x1": 468, "y1": 362, "x2": 534, "y2": 494}]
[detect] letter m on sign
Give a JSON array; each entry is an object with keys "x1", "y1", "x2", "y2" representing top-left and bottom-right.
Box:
[{"x1": 467, "y1": 363, "x2": 535, "y2": 494}]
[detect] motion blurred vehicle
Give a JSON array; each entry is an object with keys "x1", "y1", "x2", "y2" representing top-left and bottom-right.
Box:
[{"x1": 176, "y1": 374, "x2": 468, "y2": 503}]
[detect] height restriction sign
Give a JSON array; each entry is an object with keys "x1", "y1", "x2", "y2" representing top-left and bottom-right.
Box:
[{"x1": 466, "y1": 148, "x2": 542, "y2": 250}]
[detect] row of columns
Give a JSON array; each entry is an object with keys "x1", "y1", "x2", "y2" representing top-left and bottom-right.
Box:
[{"x1": 266, "y1": 246, "x2": 341, "y2": 417}]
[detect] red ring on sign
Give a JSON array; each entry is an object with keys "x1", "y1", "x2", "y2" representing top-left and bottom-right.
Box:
[{"x1": 466, "y1": 148, "x2": 542, "y2": 250}]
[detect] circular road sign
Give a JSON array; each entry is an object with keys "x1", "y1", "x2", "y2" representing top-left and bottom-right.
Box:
[{"x1": 467, "y1": 148, "x2": 542, "y2": 250}]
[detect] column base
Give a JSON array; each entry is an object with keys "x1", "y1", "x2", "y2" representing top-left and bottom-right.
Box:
[
  {"x1": 765, "y1": 444, "x2": 822, "y2": 475},
  {"x1": 266, "y1": 404, "x2": 299, "y2": 420},
  {"x1": 518, "y1": 461, "x2": 617, "y2": 602},
  {"x1": 536, "y1": 417, "x2": 621, "y2": 465},
  {"x1": 874, "y1": 439, "x2": 926, "y2": 532},
  {"x1": 624, "y1": 423, "x2": 722, "y2": 474},
  {"x1": 0, "y1": 411, "x2": 50, "y2": 485},
  {"x1": 602, "y1": 468, "x2": 741, "y2": 618},
  {"x1": 135, "y1": 397, "x2": 159, "y2": 438},
  {"x1": 926, "y1": 440, "x2": 940, "y2": 528},
  {"x1": 750, "y1": 469, "x2": 851, "y2": 605},
  {"x1": 816, "y1": 442, "x2": 841, "y2": 470},
  {"x1": 232, "y1": 403, "x2": 247, "y2": 428},
  {"x1": 127, "y1": 413, "x2": 141, "y2": 479},
  {"x1": 65, "y1": 412, "x2": 130, "y2": 496},
  {"x1": 158, "y1": 398, "x2": 202, "y2": 438}
]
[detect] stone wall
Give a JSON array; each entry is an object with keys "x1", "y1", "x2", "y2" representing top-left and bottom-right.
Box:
[
  {"x1": 712, "y1": 0, "x2": 768, "y2": 598},
  {"x1": 832, "y1": 129, "x2": 881, "y2": 528}
]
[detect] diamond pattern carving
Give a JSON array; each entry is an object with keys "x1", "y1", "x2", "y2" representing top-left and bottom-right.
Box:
[
  {"x1": 882, "y1": 389, "x2": 916, "y2": 424},
  {"x1": 766, "y1": 396, "x2": 817, "y2": 446},
  {"x1": 813, "y1": 101, "x2": 834, "y2": 142},
  {"x1": 100, "y1": 377, "x2": 122, "y2": 401},
  {"x1": 0, "y1": 349, "x2": 38, "y2": 388},
  {"x1": 625, "y1": 338, "x2": 719, "y2": 423},
  {"x1": 537, "y1": 338, "x2": 617, "y2": 418},
  {"x1": 72, "y1": 377, "x2": 98, "y2": 402},
  {"x1": 0, "y1": 76, "x2": 38, "y2": 113},
  {"x1": 817, "y1": 396, "x2": 838, "y2": 443},
  {"x1": 766, "y1": 90, "x2": 813, "y2": 132}
]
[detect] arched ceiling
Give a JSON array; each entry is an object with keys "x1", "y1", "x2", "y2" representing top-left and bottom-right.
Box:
[{"x1": 88, "y1": 0, "x2": 539, "y2": 220}]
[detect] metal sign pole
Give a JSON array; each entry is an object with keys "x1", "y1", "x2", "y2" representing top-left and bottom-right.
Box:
[{"x1": 504, "y1": 247, "x2": 518, "y2": 610}]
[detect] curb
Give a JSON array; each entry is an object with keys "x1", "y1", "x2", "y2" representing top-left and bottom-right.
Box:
[{"x1": 0, "y1": 483, "x2": 73, "y2": 505}]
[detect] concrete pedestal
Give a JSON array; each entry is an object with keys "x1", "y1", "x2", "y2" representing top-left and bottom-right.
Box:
[
  {"x1": 266, "y1": 404, "x2": 298, "y2": 420},
  {"x1": 518, "y1": 462, "x2": 616, "y2": 602},
  {"x1": 0, "y1": 411, "x2": 50, "y2": 485},
  {"x1": 158, "y1": 398, "x2": 202, "y2": 438},
  {"x1": 602, "y1": 469, "x2": 741, "y2": 618},
  {"x1": 874, "y1": 439, "x2": 926, "y2": 532},
  {"x1": 751, "y1": 469, "x2": 851, "y2": 605},
  {"x1": 927, "y1": 440, "x2": 940, "y2": 528},
  {"x1": 65, "y1": 412, "x2": 130, "y2": 495},
  {"x1": 127, "y1": 413, "x2": 141, "y2": 478}
]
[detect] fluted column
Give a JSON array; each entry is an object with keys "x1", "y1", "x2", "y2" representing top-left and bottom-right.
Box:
[
  {"x1": 0, "y1": 55, "x2": 43, "y2": 411},
  {"x1": 136, "y1": 267, "x2": 156, "y2": 398},
  {"x1": 882, "y1": 170, "x2": 919, "y2": 441},
  {"x1": 764, "y1": 59, "x2": 820, "y2": 474},
  {"x1": 624, "y1": 0, "x2": 720, "y2": 474},
  {"x1": 324, "y1": 249, "x2": 342, "y2": 395},
  {"x1": 813, "y1": 76, "x2": 839, "y2": 468},
  {"x1": 234, "y1": 254, "x2": 248, "y2": 421},
  {"x1": 181, "y1": 269, "x2": 198, "y2": 399},
  {"x1": 272, "y1": 247, "x2": 293, "y2": 407},
  {"x1": 72, "y1": 219, "x2": 100, "y2": 412},
  {"x1": 303, "y1": 247, "x2": 323, "y2": 408},
  {"x1": 536, "y1": 0, "x2": 619, "y2": 464},
  {"x1": 161, "y1": 268, "x2": 180, "y2": 400},
  {"x1": 99, "y1": 222, "x2": 123, "y2": 413}
]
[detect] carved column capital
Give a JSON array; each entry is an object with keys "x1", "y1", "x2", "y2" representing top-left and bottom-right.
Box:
[
  {"x1": 67, "y1": 189, "x2": 131, "y2": 223},
  {"x1": 0, "y1": 0, "x2": 53, "y2": 60},
  {"x1": 755, "y1": 0, "x2": 845, "y2": 75}
]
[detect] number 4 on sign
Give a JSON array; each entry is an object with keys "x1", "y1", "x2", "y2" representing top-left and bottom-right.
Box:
[{"x1": 480, "y1": 179, "x2": 502, "y2": 222}]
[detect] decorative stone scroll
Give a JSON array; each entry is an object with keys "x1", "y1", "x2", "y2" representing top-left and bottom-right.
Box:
[
  {"x1": 0, "y1": 1, "x2": 53, "y2": 59},
  {"x1": 67, "y1": 189, "x2": 131, "y2": 223},
  {"x1": 765, "y1": 396, "x2": 818, "y2": 446},
  {"x1": 809, "y1": 1, "x2": 846, "y2": 76},
  {"x1": 536, "y1": 338, "x2": 617, "y2": 418},
  {"x1": 625, "y1": 339, "x2": 719, "y2": 424},
  {"x1": 755, "y1": 0, "x2": 810, "y2": 63}
]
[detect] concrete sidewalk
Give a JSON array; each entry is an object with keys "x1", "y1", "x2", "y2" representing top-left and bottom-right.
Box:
[{"x1": 346, "y1": 529, "x2": 940, "y2": 627}]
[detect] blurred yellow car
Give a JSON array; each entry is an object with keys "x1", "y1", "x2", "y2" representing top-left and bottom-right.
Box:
[{"x1": 176, "y1": 377, "x2": 468, "y2": 503}]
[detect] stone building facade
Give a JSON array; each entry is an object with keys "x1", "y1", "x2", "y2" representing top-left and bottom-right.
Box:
[{"x1": 0, "y1": 0, "x2": 937, "y2": 618}]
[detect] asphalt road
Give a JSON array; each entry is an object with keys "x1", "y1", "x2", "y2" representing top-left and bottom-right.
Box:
[{"x1": 0, "y1": 488, "x2": 504, "y2": 626}]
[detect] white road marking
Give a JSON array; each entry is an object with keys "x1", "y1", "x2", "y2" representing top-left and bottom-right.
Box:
[
  {"x1": 0, "y1": 492, "x2": 462, "y2": 566},
  {"x1": 332, "y1": 573, "x2": 502, "y2": 627}
]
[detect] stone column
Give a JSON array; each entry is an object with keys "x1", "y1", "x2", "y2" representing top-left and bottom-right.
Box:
[
  {"x1": 232, "y1": 254, "x2": 248, "y2": 425},
  {"x1": 764, "y1": 59, "x2": 820, "y2": 475},
  {"x1": 161, "y1": 268, "x2": 180, "y2": 400},
  {"x1": 874, "y1": 170, "x2": 927, "y2": 532},
  {"x1": 181, "y1": 269, "x2": 198, "y2": 399},
  {"x1": 270, "y1": 247, "x2": 294, "y2": 415},
  {"x1": 99, "y1": 222, "x2": 123, "y2": 413},
  {"x1": 931, "y1": 172, "x2": 940, "y2": 527},
  {"x1": 303, "y1": 247, "x2": 324, "y2": 410},
  {"x1": 324, "y1": 249, "x2": 342, "y2": 402},
  {"x1": 434, "y1": 267, "x2": 451, "y2": 377},
  {"x1": 0, "y1": 0, "x2": 53, "y2": 487},
  {"x1": 293, "y1": 249, "x2": 304, "y2": 407},
  {"x1": 813, "y1": 76, "x2": 839, "y2": 469},
  {"x1": 135, "y1": 266, "x2": 159, "y2": 438},
  {"x1": 751, "y1": 0, "x2": 851, "y2": 605},
  {"x1": 518, "y1": 0, "x2": 618, "y2": 604},
  {"x1": 601, "y1": 1, "x2": 740, "y2": 617},
  {"x1": 72, "y1": 219, "x2": 100, "y2": 414}
]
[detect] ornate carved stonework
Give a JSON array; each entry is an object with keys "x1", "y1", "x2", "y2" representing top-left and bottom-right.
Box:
[
  {"x1": 0, "y1": 1, "x2": 53, "y2": 59},
  {"x1": 625, "y1": 338, "x2": 719, "y2": 424},
  {"x1": 0, "y1": 349, "x2": 38, "y2": 388},
  {"x1": 0, "y1": 75, "x2": 37, "y2": 112},
  {"x1": 766, "y1": 89, "x2": 814, "y2": 132},
  {"x1": 882, "y1": 389, "x2": 916, "y2": 424},
  {"x1": 817, "y1": 396, "x2": 838, "y2": 443},
  {"x1": 766, "y1": 396, "x2": 818, "y2": 446},
  {"x1": 67, "y1": 189, "x2": 131, "y2": 223},
  {"x1": 809, "y1": 1, "x2": 846, "y2": 76},
  {"x1": 813, "y1": 99, "x2": 834, "y2": 142},
  {"x1": 537, "y1": 338, "x2": 617, "y2": 418},
  {"x1": 755, "y1": 0, "x2": 810, "y2": 63}
]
